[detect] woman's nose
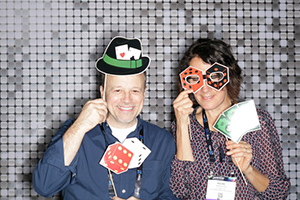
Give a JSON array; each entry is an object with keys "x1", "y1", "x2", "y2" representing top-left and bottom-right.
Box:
[{"x1": 200, "y1": 81, "x2": 211, "y2": 92}]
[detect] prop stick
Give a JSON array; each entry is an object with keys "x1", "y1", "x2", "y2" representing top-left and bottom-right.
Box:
[
  {"x1": 103, "y1": 75, "x2": 118, "y2": 196},
  {"x1": 188, "y1": 116, "x2": 192, "y2": 140},
  {"x1": 226, "y1": 137, "x2": 247, "y2": 185},
  {"x1": 108, "y1": 170, "x2": 117, "y2": 197},
  {"x1": 102, "y1": 74, "x2": 107, "y2": 101}
]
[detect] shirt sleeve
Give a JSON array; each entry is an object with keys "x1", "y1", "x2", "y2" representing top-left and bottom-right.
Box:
[
  {"x1": 170, "y1": 156, "x2": 194, "y2": 199},
  {"x1": 32, "y1": 119, "x2": 79, "y2": 197},
  {"x1": 253, "y1": 110, "x2": 290, "y2": 199},
  {"x1": 159, "y1": 135, "x2": 182, "y2": 200},
  {"x1": 169, "y1": 121, "x2": 194, "y2": 199}
]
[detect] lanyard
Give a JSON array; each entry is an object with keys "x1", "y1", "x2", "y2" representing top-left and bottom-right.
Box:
[
  {"x1": 100, "y1": 124, "x2": 144, "y2": 199},
  {"x1": 202, "y1": 109, "x2": 234, "y2": 177},
  {"x1": 202, "y1": 109, "x2": 215, "y2": 164}
]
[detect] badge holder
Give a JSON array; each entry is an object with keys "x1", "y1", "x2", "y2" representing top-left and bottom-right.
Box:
[{"x1": 206, "y1": 165, "x2": 237, "y2": 200}]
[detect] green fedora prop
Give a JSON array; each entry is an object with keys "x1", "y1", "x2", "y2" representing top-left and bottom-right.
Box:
[{"x1": 96, "y1": 36, "x2": 150, "y2": 76}]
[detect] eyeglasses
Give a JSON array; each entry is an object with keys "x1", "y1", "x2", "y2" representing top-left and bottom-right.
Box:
[{"x1": 180, "y1": 62, "x2": 229, "y2": 93}]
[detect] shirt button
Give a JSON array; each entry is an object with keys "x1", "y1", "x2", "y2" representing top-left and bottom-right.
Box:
[{"x1": 122, "y1": 189, "x2": 126, "y2": 194}]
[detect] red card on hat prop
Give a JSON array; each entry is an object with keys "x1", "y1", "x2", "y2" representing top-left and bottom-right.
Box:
[{"x1": 100, "y1": 142, "x2": 133, "y2": 174}]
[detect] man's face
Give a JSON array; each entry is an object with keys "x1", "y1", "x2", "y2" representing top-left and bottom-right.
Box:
[{"x1": 101, "y1": 73, "x2": 146, "y2": 129}]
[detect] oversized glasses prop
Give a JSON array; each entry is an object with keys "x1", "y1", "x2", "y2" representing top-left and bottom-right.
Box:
[{"x1": 180, "y1": 62, "x2": 229, "y2": 93}]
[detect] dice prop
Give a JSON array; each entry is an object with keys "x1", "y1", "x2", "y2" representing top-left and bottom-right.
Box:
[{"x1": 100, "y1": 142, "x2": 133, "y2": 174}]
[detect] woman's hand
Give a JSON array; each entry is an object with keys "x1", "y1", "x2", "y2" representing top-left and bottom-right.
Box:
[
  {"x1": 225, "y1": 140, "x2": 253, "y2": 174},
  {"x1": 173, "y1": 90, "x2": 195, "y2": 161},
  {"x1": 173, "y1": 90, "x2": 194, "y2": 125},
  {"x1": 226, "y1": 140, "x2": 270, "y2": 192}
]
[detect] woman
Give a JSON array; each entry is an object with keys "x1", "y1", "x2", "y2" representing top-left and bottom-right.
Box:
[{"x1": 170, "y1": 38, "x2": 290, "y2": 199}]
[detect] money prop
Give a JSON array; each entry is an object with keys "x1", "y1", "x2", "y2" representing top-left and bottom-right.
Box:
[
  {"x1": 213, "y1": 100, "x2": 261, "y2": 143},
  {"x1": 213, "y1": 100, "x2": 261, "y2": 185}
]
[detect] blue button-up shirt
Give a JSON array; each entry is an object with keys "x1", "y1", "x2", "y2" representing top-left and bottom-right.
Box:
[{"x1": 33, "y1": 116, "x2": 178, "y2": 200}]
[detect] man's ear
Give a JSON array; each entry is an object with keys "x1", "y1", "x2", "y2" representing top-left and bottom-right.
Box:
[
  {"x1": 144, "y1": 86, "x2": 147, "y2": 96},
  {"x1": 100, "y1": 86, "x2": 104, "y2": 99}
]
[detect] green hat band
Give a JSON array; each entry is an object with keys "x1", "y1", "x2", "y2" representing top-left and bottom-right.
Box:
[{"x1": 103, "y1": 54, "x2": 143, "y2": 69}]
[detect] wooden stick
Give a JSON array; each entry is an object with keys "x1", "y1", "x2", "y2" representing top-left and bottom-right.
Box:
[
  {"x1": 188, "y1": 116, "x2": 192, "y2": 140},
  {"x1": 226, "y1": 137, "x2": 248, "y2": 185},
  {"x1": 108, "y1": 170, "x2": 117, "y2": 197},
  {"x1": 234, "y1": 157, "x2": 248, "y2": 185},
  {"x1": 102, "y1": 74, "x2": 107, "y2": 101}
]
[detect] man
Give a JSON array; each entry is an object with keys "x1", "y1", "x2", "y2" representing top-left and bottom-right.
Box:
[{"x1": 32, "y1": 37, "x2": 178, "y2": 200}]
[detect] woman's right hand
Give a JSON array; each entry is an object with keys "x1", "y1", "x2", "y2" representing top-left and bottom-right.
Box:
[
  {"x1": 173, "y1": 89, "x2": 195, "y2": 161},
  {"x1": 173, "y1": 90, "x2": 194, "y2": 124}
]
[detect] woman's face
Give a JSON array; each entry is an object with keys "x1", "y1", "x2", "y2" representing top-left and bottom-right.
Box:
[{"x1": 189, "y1": 56, "x2": 232, "y2": 113}]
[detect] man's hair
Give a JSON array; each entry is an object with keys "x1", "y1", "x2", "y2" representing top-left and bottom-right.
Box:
[{"x1": 177, "y1": 38, "x2": 242, "y2": 104}]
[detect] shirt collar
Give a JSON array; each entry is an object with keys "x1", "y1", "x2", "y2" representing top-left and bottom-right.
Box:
[{"x1": 102, "y1": 115, "x2": 143, "y2": 139}]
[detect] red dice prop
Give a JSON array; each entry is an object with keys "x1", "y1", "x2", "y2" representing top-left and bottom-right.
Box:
[
  {"x1": 100, "y1": 142, "x2": 133, "y2": 174},
  {"x1": 180, "y1": 66, "x2": 204, "y2": 93}
]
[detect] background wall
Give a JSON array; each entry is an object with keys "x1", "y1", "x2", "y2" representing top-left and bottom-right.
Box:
[{"x1": 0, "y1": 0, "x2": 299, "y2": 199}]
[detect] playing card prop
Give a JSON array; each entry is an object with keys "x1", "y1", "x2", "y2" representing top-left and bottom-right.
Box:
[
  {"x1": 179, "y1": 63, "x2": 229, "y2": 93},
  {"x1": 100, "y1": 138, "x2": 151, "y2": 174},
  {"x1": 115, "y1": 44, "x2": 141, "y2": 60},
  {"x1": 213, "y1": 100, "x2": 261, "y2": 143}
]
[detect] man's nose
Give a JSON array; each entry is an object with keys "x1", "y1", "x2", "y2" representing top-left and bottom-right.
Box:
[{"x1": 122, "y1": 92, "x2": 132, "y2": 102}]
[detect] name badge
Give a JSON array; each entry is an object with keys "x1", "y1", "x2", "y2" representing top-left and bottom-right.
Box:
[{"x1": 206, "y1": 176, "x2": 236, "y2": 200}]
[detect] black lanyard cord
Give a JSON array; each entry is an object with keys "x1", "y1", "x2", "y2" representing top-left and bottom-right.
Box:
[
  {"x1": 202, "y1": 109, "x2": 234, "y2": 176},
  {"x1": 202, "y1": 109, "x2": 215, "y2": 164},
  {"x1": 100, "y1": 124, "x2": 144, "y2": 199}
]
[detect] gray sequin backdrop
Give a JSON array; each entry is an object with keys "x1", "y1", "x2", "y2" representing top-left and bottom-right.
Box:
[{"x1": 0, "y1": 0, "x2": 299, "y2": 199}]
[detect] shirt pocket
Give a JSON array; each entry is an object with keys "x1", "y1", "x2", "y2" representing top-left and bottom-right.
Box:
[{"x1": 141, "y1": 160, "x2": 165, "y2": 198}]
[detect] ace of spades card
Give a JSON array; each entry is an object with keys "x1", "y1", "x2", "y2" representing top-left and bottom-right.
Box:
[
  {"x1": 122, "y1": 137, "x2": 151, "y2": 169},
  {"x1": 128, "y1": 47, "x2": 141, "y2": 60},
  {"x1": 213, "y1": 100, "x2": 261, "y2": 143}
]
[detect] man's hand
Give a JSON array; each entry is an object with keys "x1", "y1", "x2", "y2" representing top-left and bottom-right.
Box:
[
  {"x1": 63, "y1": 98, "x2": 108, "y2": 166},
  {"x1": 74, "y1": 98, "x2": 108, "y2": 133}
]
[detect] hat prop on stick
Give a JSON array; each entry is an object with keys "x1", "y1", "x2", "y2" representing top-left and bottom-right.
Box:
[
  {"x1": 95, "y1": 36, "x2": 151, "y2": 100},
  {"x1": 95, "y1": 36, "x2": 150, "y2": 76},
  {"x1": 96, "y1": 37, "x2": 151, "y2": 196}
]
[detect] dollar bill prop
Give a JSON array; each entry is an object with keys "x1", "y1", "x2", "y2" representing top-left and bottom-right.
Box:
[{"x1": 213, "y1": 100, "x2": 261, "y2": 143}]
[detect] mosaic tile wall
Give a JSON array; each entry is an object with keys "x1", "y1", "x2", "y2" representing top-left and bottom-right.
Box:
[{"x1": 0, "y1": 0, "x2": 299, "y2": 199}]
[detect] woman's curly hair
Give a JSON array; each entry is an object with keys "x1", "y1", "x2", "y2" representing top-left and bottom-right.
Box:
[{"x1": 176, "y1": 38, "x2": 243, "y2": 105}]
